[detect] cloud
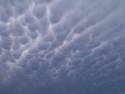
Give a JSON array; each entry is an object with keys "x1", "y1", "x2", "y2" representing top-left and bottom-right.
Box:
[{"x1": 0, "y1": 0, "x2": 125, "y2": 94}]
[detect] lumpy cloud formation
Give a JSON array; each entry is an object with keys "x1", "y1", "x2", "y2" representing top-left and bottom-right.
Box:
[{"x1": 0, "y1": 0, "x2": 125, "y2": 94}]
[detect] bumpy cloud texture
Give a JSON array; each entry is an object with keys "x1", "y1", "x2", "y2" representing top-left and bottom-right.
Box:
[{"x1": 0, "y1": 0, "x2": 125, "y2": 94}]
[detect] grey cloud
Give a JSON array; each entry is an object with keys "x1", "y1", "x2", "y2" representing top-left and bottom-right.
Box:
[{"x1": 0, "y1": 0, "x2": 125, "y2": 94}]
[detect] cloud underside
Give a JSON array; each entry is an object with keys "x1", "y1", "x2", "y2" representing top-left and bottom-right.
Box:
[{"x1": 0, "y1": 0, "x2": 125, "y2": 94}]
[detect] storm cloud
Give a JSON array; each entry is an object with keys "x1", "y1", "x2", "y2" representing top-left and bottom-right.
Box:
[{"x1": 0, "y1": 0, "x2": 125, "y2": 94}]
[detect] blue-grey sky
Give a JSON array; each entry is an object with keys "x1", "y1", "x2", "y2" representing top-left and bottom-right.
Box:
[{"x1": 0, "y1": 0, "x2": 125, "y2": 94}]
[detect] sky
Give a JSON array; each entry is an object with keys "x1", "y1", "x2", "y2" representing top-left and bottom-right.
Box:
[{"x1": 0, "y1": 0, "x2": 125, "y2": 94}]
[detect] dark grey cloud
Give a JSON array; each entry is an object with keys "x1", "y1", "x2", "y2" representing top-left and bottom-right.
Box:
[{"x1": 0, "y1": 0, "x2": 125, "y2": 94}]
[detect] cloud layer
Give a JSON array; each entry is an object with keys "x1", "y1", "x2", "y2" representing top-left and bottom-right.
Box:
[{"x1": 0, "y1": 0, "x2": 125, "y2": 94}]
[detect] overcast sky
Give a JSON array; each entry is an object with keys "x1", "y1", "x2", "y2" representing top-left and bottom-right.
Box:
[{"x1": 0, "y1": 0, "x2": 125, "y2": 94}]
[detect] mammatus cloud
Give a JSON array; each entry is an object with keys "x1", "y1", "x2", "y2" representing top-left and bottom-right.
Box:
[{"x1": 0, "y1": 0, "x2": 125, "y2": 94}]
